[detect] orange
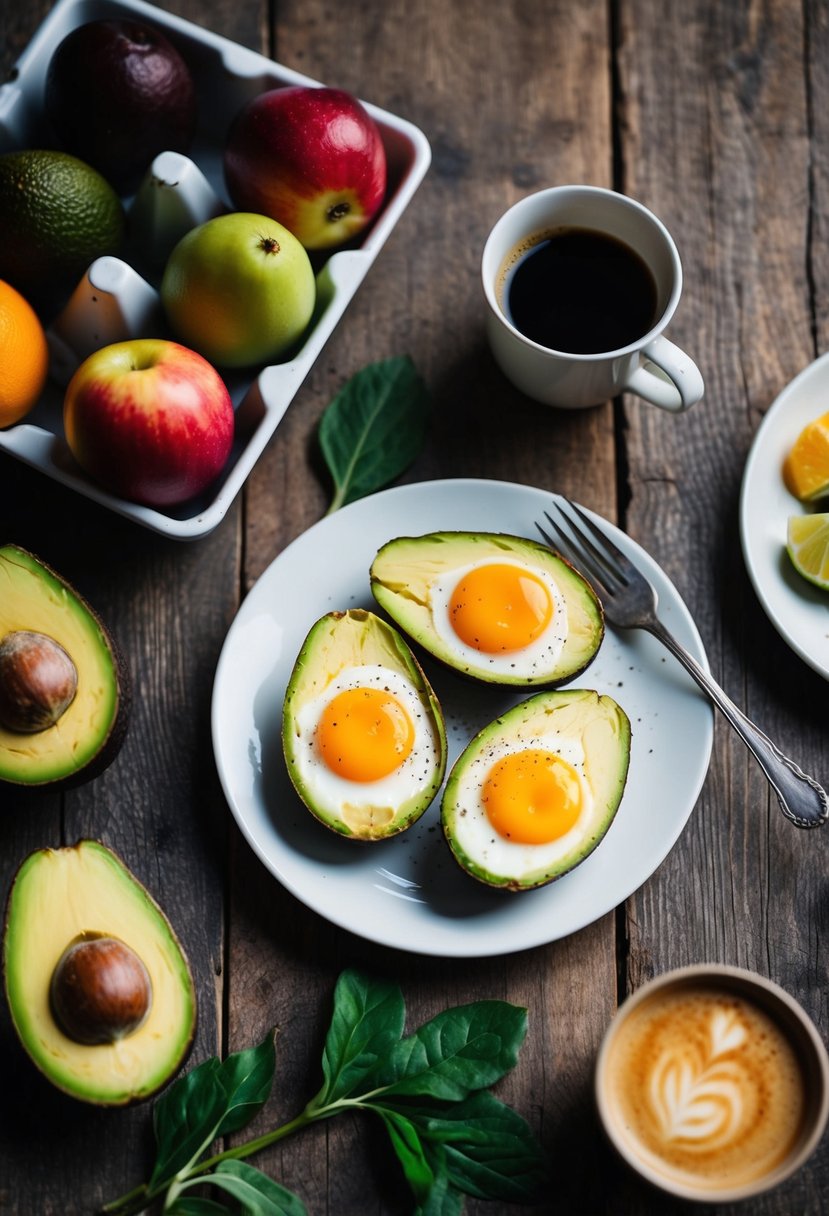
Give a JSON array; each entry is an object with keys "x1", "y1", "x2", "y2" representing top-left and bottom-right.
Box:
[
  {"x1": 0, "y1": 280, "x2": 49, "y2": 427},
  {"x1": 783, "y1": 410, "x2": 829, "y2": 501}
]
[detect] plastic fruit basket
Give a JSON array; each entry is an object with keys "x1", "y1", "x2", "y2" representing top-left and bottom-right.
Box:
[{"x1": 0, "y1": 0, "x2": 431, "y2": 539}]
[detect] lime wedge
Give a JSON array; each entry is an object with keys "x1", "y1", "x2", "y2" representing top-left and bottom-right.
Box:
[{"x1": 786, "y1": 514, "x2": 829, "y2": 590}]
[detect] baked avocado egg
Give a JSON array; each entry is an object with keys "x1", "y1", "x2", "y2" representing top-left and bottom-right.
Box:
[
  {"x1": 441, "y1": 688, "x2": 631, "y2": 890},
  {"x1": 282, "y1": 609, "x2": 446, "y2": 840},
  {"x1": 370, "y1": 531, "x2": 604, "y2": 686}
]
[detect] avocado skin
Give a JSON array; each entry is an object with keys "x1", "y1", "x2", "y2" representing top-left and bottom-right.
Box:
[
  {"x1": 370, "y1": 531, "x2": 604, "y2": 687},
  {"x1": 0, "y1": 544, "x2": 131, "y2": 788},
  {"x1": 2, "y1": 839, "x2": 197, "y2": 1106},
  {"x1": 441, "y1": 688, "x2": 631, "y2": 891}
]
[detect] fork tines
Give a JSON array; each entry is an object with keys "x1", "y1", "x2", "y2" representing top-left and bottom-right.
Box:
[{"x1": 536, "y1": 495, "x2": 627, "y2": 595}]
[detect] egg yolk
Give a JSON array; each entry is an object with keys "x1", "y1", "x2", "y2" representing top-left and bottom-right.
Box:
[
  {"x1": 449, "y1": 563, "x2": 553, "y2": 653},
  {"x1": 317, "y1": 687, "x2": 415, "y2": 782},
  {"x1": 482, "y1": 748, "x2": 583, "y2": 843}
]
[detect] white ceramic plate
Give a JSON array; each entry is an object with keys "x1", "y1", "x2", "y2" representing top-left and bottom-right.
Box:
[
  {"x1": 740, "y1": 352, "x2": 829, "y2": 681},
  {"x1": 212, "y1": 479, "x2": 714, "y2": 957}
]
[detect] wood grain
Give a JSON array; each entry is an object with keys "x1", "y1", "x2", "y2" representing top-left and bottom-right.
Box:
[{"x1": 0, "y1": 0, "x2": 826, "y2": 1212}]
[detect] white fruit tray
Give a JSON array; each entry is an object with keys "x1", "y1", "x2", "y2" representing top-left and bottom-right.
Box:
[{"x1": 0, "y1": 0, "x2": 430, "y2": 539}]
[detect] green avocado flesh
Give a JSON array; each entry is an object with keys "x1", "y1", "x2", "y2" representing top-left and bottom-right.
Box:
[
  {"x1": 441, "y1": 689, "x2": 631, "y2": 890},
  {"x1": 282, "y1": 609, "x2": 447, "y2": 840},
  {"x1": 0, "y1": 545, "x2": 127, "y2": 786},
  {"x1": 3, "y1": 840, "x2": 196, "y2": 1105},
  {"x1": 370, "y1": 531, "x2": 604, "y2": 686}
]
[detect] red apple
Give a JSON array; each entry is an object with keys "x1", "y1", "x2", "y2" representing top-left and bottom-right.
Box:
[
  {"x1": 223, "y1": 86, "x2": 387, "y2": 250},
  {"x1": 63, "y1": 339, "x2": 234, "y2": 507},
  {"x1": 44, "y1": 19, "x2": 197, "y2": 194}
]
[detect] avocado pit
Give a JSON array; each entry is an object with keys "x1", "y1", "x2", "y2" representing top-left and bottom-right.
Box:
[
  {"x1": 0, "y1": 630, "x2": 78, "y2": 733},
  {"x1": 50, "y1": 932, "x2": 153, "y2": 1045}
]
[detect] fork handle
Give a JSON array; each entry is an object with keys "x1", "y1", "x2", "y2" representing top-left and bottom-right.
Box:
[{"x1": 646, "y1": 618, "x2": 829, "y2": 829}]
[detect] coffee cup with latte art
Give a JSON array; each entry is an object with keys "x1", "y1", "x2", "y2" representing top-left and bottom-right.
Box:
[{"x1": 594, "y1": 965, "x2": 829, "y2": 1202}]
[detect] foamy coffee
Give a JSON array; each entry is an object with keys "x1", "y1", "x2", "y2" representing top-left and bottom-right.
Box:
[{"x1": 596, "y1": 967, "x2": 829, "y2": 1201}]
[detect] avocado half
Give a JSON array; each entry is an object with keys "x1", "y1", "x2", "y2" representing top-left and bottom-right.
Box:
[
  {"x1": 0, "y1": 545, "x2": 130, "y2": 787},
  {"x1": 441, "y1": 689, "x2": 631, "y2": 890},
  {"x1": 370, "y1": 531, "x2": 604, "y2": 686},
  {"x1": 3, "y1": 840, "x2": 196, "y2": 1105},
  {"x1": 282, "y1": 609, "x2": 447, "y2": 840}
]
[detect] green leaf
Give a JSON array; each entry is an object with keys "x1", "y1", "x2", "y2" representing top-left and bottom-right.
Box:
[
  {"x1": 215, "y1": 1032, "x2": 277, "y2": 1136},
  {"x1": 150, "y1": 1033, "x2": 276, "y2": 1188},
  {"x1": 311, "y1": 969, "x2": 406, "y2": 1107},
  {"x1": 375, "y1": 1108, "x2": 436, "y2": 1201},
  {"x1": 190, "y1": 1161, "x2": 308, "y2": 1215},
  {"x1": 318, "y1": 356, "x2": 430, "y2": 512},
  {"x1": 414, "y1": 1174, "x2": 464, "y2": 1216},
  {"x1": 392, "y1": 1090, "x2": 550, "y2": 1203},
  {"x1": 367, "y1": 1001, "x2": 528, "y2": 1102}
]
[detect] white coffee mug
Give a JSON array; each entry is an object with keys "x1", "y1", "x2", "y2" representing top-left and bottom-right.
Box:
[{"x1": 482, "y1": 185, "x2": 704, "y2": 411}]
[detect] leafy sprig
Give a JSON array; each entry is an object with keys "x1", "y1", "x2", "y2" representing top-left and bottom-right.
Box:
[{"x1": 102, "y1": 969, "x2": 549, "y2": 1216}]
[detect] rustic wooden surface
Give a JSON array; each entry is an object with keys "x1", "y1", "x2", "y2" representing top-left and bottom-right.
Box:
[{"x1": 1, "y1": 0, "x2": 827, "y2": 1213}]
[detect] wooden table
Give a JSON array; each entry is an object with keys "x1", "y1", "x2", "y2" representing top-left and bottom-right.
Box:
[{"x1": 1, "y1": 0, "x2": 828, "y2": 1212}]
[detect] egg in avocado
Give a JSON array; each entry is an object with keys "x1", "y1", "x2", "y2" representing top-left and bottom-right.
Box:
[
  {"x1": 441, "y1": 688, "x2": 631, "y2": 890},
  {"x1": 369, "y1": 531, "x2": 603, "y2": 686},
  {"x1": 282, "y1": 609, "x2": 446, "y2": 840}
]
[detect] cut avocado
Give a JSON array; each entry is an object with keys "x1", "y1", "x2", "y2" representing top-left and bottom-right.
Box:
[
  {"x1": 370, "y1": 531, "x2": 604, "y2": 686},
  {"x1": 282, "y1": 609, "x2": 447, "y2": 840},
  {"x1": 441, "y1": 689, "x2": 631, "y2": 890},
  {"x1": 0, "y1": 545, "x2": 130, "y2": 787},
  {"x1": 3, "y1": 840, "x2": 196, "y2": 1105}
]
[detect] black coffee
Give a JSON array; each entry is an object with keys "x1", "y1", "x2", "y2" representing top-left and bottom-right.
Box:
[{"x1": 504, "y1": 227, "x2": 659, "y2": 354}]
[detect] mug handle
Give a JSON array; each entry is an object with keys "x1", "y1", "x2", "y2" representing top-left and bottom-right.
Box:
[{"x1": 622, "y1": 335, "x2": 704, "y2": 412}]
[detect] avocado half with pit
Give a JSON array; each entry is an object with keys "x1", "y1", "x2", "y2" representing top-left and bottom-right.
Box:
[
  {"x1": 0, "y1": 544, "x2": 130, "y2": 787},
  {"x1": 441, "y1": 688, "x2": 631, "y2": 890},
  {"x1": 370, "y1": 531, "x2": 604, "y2": 686},
  {"x1": 3, "y1": 839, "x2": 196, "y2": 1105},
  {"x1": 282, "y1": 608, "x2": 447, "y2": 840}
]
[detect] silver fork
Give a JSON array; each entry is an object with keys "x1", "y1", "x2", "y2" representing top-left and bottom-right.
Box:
[{"x1": 537, "y1": 495, "x2": 829, "y2": 829}]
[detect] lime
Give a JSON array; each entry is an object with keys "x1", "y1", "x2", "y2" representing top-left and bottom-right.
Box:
[
  {"x1": 0, "y1": 150, "x2": 125, "y2": 317},
  {"x1": 786, "y1": 513, "x2": 829, "y2": 590}
]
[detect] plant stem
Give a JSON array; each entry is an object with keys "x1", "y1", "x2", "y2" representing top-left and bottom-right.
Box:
[{"x1": 101, "y1": 1106, "x2": 328, "y2": 1215}]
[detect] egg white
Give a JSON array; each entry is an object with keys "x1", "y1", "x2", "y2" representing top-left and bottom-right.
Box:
[
  {"x1": 292, "y1": 664, "x2": 442, "y2": 818},
  {"x1": 447, "y1": 726, "x2": 594, "y2": 877},
  {"x1": 429, "y1": 558, "x2": 569, "y2": 678}
]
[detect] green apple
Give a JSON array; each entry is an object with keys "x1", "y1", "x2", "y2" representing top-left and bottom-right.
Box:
[{"x1": 160, "y1": 212, "x2": 316, "y2": 367}]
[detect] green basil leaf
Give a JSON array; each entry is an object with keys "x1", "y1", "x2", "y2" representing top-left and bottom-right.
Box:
[
  {"x1": 375, "y1": 1108, "x2": 436, "y2": 1201},
  {"x1": 367, "y1": 1001, "x2": 528, "y2": 1101},
  {"x1": 394, "y1": 1090, "x2": 550, "y2": 1202},
  {"x1": 150, "y1": 1033, "x2": 276, "y2": 1188},
  {"x1": 318, "y1": 356, "x2": 430, "y2": 513},
  {"x1": 216, "y1": 1031, "x2": 277, "y2": 1136},
  {"x1": 150, "y1": 1058, "x2": 230, "y2": 1187},
  {"x1": 311, "y1": 969, "x2": 405, "y2": 1107},
  {"x1": 414, "y1": 1174, "x2": 464, "y2": 1216},
  {"x1": 193, "y1": 1160, "x2": 308, "y2": 1215}
]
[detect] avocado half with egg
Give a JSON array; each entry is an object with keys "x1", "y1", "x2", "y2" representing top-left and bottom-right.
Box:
[
  {"x1": 282, "y1": 609, "x2": 447, "y2": 840},
  {"x1": 370, "y1": 531, "x2": 604, "y2": 686},
  {"x1": 0, "y1": 544, "x2": 130, "y2": 787},
  {"x1": 3, "y1": 839, "x2": 196, "y2": 1105},
  {"x1": 441, "y1": 688, "x2": 631, "y2": 890}
]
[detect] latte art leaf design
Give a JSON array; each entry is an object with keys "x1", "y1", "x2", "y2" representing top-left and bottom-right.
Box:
[{"x1": 649, "y1": 1009, "x2": 749, "y2": 1149}]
